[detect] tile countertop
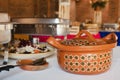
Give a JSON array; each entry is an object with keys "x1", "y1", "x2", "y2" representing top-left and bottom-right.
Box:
[{"x1": 0, "y1": 47, "x2": 120, "y2": 80}]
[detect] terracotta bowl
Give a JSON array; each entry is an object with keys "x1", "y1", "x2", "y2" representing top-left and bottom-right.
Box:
[
  {"x1": 47, "y1": 30, "x2": 117, "y2": 75},
  {"x1": 17, "y1": 59, "x2": 49, "y2": 71}
]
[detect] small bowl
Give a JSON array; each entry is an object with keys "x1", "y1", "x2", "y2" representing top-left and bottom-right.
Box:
[{"x1": 17, "y1": 59, "x2": 49, "y2": 71}]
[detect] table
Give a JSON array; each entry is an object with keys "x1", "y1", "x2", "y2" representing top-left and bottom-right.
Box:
[{"x1": 0, "y1": 46, "x2": 120, "y2": 80}]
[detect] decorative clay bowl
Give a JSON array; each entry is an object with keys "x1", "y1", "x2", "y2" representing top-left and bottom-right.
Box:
[
  {"x1": 47, "y1": 30, "x2": 117, "y2": 75},
  {"x1": 17, "y1": 59, "x2": 48, "y2": 71}
]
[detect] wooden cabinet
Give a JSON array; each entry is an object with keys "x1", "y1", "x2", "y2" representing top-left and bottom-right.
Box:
[
  {"x1": 8, "y1": 0, "x2": 34, "y2": 18},
  {"x1": 0, "y1": 0, "x2": 58, "y2": 18},
  {"x1": 0, "y1": 0, "x2": 8, "y2": 12},
  {"x1": 37, "y1": 0, "x2": 58, "y2": 18}
]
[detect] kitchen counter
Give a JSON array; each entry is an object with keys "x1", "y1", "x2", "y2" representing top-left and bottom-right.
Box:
[{"x1": 0, "y1": 46, "x2": 120, "y2": 80}]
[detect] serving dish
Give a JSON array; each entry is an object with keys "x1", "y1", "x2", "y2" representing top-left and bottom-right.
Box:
[
  {"x1": 0, "y1": 57, "x2": 48, "y2": 71},
  {"x1": 16, "y1": 58, "x2": 49, "y2": 71},
  {"x1": 0, "y1": 43, "x2": 55, "y2": 59},
  {"x1": 47, "y1": 30, "x2": 117, "y2": 75}
]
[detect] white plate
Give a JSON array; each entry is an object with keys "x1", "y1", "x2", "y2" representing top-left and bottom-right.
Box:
[
  {"x1": 0, "y1": 48, "x2": 55, "y2": 60},
  {"x1": 0, "y1": 43, "x2": 56, "y2": 59}
]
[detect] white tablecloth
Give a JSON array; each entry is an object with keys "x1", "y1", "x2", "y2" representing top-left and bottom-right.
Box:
[{"x1": 0, "y1": 47, "x2": 120, "y2": 80}]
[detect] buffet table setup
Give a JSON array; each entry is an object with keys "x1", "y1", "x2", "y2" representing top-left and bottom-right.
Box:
[
  {"x1": 0, "y1": 30, "x2": 120, "y2": 80},
  {"x1": 0, "y1": 46, "x2": 120, "y2": 80}
]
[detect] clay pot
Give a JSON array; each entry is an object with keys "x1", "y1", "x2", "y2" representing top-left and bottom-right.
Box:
[
  {"x1": 47, "y1": 30, "x2": 117, "y2": 75},
  {"x1": 17, "y1": 59, "x2": 48, "y2": 71}
]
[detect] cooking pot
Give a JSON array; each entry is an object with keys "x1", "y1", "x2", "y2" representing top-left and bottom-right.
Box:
[{"x1": 47, "y1": 30, "x2": 117, "y2": 75}]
